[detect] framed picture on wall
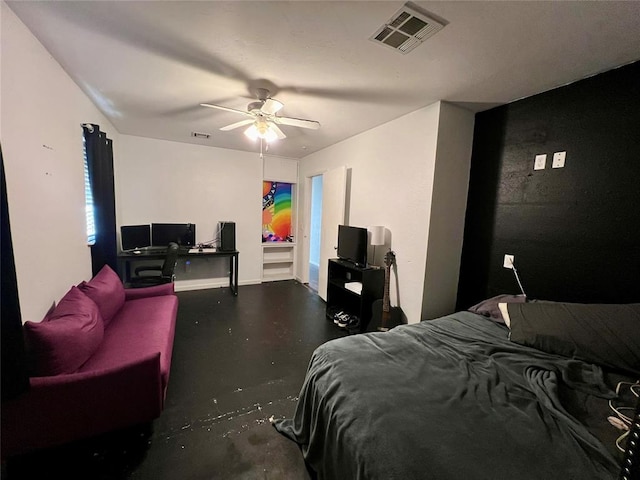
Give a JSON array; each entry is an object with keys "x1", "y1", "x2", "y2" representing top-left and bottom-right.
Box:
[{"x1": 262, "y1": 181, "x2": 293, "y2": 242}]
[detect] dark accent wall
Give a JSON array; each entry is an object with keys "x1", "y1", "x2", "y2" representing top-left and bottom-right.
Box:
[{"x1": 457, "y1": 61, "x2": 640, "y2": 309}]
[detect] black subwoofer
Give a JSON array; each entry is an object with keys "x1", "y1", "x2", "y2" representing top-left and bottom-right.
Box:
[{"x1": 218, "y1": 221, "x2": 236, "y2": 251}]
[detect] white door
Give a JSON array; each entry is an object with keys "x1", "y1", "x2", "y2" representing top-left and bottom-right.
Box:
[{"x1": 317, "y1": 166, "x2": 347, "y2": 300}]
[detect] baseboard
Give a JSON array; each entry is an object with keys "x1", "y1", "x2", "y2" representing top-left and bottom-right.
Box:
[{"x1": 174, "y1": 278, "x2": 261, "y2": 292}]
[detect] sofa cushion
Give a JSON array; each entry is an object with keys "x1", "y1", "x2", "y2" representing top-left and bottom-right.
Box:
[
  {"x1": 79, "y1": 294, "x2": 178, "y2": 392},
  {"x1": 24, "y1": 286, "x2": 104, "y2": 376},
  {"x1": 78, "y1": 265, "x2": 125, "y2": 326}
]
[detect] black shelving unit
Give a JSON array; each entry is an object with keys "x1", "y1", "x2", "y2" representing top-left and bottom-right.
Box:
[{"x1": 326, "y1": 258, "x2": 384, "y2": 332}]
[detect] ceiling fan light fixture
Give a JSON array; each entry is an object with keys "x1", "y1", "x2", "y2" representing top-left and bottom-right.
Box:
[
  {"x1": 243, "y1": 124, "x2": 260, "y2": 140},
  {"x1": 244, "y1": 122, "x2": 278, "y2": 142},
  {"x1": 202, "y1": 87, "x2": 316, "y2": 144}
]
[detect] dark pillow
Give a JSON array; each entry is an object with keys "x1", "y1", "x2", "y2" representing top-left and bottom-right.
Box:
[
  {"x1": 507, "y1": 301, "x2": 640, "y2": 375},
  {"x1": 24, "y1": 286, "x2": 104, "y2": 376},
  {"x1": 77, "y1": 264, "x2": 125, "y2": 326},
  {"x1": 468, "y1": 294, "x2": 527, "y2": 324}
]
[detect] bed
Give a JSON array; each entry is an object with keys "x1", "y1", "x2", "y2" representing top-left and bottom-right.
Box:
[{"x1": 272, "y1": 297, "x2": 640, "y2": 480}]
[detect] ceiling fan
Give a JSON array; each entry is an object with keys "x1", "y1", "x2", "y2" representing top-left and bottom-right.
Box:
[{"x1": 200, "y1": 88, "x2": 320, "y2": 142}]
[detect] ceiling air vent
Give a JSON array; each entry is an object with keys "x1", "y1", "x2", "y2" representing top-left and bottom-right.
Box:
[
  {"x1": 191, "y1": 131, "x2": 211, "y2": 139},
  {"x1": 370, "y1": 2, "x2": 446, "y2": 54}
]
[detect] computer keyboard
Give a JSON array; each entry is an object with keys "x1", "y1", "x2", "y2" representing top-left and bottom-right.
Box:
[
  {"x1": 123, "y1": 246, "x2": 166, "y2": 254},
  {"x1": 123, "y1": 245, "x2": 194, "y2": 254},
  {"x1": 143, "y1": 246, "x2": 167, "y2": 252},
  {"x1": 189, "y1": 247, "x2": 218, "y2": 254}
]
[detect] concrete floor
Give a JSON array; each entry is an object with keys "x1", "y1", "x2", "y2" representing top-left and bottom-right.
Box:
[{"x1": 3, "y1": 281, "x2": 345, "y2": 479}]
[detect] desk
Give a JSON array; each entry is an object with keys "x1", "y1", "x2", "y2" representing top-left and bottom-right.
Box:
[{"x1": 118, "y1": 249, "x2": 239, "y2": 296}]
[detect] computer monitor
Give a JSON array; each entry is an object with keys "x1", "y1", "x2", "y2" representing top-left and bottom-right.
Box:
[
  {"x1": 151, "y1": 223, "x2": 196, "y2": 247},
  {"x1": 120, "y1": 224, "x2": 151, "y2": 251},
  {"x1": 337, "y1": 225, "x2": 368, "y2": 267}
]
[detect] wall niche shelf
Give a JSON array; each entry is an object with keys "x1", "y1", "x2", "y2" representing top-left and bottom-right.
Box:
[{"x1": 262, "y1": 243, "x2": 295, "y2": 282}]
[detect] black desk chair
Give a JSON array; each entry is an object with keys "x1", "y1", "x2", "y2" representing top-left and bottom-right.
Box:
[{"x1": 128, "y1": 242, "x2": 179, "y2": 288}]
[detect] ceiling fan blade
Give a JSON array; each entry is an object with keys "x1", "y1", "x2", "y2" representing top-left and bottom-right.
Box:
[
  {"x1": 269, "y1": 122, "x2": 287, "y2": 140},
  {"x1": 274, "y1": 116, "x2": 321, "y2": 130},
  {"x1": 220, "y1": 119, "x2": 255, "y2": 131},
  {"x1": 260, "y1": 98, "x2": 284, "y2": 115},
  {"x1": 200, "y1": 103, "x2": 253, "y2": 117}
]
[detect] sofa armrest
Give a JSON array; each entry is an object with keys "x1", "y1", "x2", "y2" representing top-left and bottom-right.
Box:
[
  {"x1": 125, "y1": 283, "x2": 175, "y2": 300},
  {"x1": 1, "y1": 352, "x2": 163, "y2": 457}
]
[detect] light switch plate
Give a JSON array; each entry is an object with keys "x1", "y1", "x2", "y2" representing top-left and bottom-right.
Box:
[
  {"x1": 552, "y1": 151, "x2": 566, "y2": 168},
  {"x1": 534, "y1": 154, "x2": 546, "y2": 170}
]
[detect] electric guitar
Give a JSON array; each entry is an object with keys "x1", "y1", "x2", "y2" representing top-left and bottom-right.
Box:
[{"x1": 368, "y1": 250, "x2": 402, "y2": 332}]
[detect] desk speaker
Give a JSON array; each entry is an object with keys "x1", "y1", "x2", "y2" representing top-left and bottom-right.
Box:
[{"x1": 218, "y1": 221, "x2": 236, "y2": 251}]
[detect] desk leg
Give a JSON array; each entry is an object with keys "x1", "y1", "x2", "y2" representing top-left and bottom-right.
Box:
[
  {"x1": 125, "y1": 260, "x2": 131, "y2": 284},
  {"x1": 230, "y1": 253, "x2": 238, "y2": 296},
  {"x1": 117, "y1": 258, "x2": 131, "y2": 284}
]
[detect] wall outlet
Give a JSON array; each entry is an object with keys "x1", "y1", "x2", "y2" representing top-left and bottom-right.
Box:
[
  {"x1": 534, "y1": 154, "x2": 547, "y2": 170},
  {"x1": 552, "y1": 151, "x2": 566, "y2": 168},
  {"x1": 503, "y1": 254, "x2": 514, "y2": 269}
]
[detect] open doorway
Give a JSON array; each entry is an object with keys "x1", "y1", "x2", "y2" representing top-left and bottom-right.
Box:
[{"x1": 308, "y1": 175, "x2": 323, "y2": 292}]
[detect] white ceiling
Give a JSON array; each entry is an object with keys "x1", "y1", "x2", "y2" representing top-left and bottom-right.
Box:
[{"x1": 7, "y1": 1, "x2": 640, "y2": 159}]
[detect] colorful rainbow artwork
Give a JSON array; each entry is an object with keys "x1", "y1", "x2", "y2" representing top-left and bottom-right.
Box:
[{"x1": 262, "y1": 181, "x2": 293, "y2": 242}]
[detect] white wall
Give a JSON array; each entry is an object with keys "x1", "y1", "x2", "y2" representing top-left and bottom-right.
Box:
[
  {"x1": 297, "y1": 102, "x2": 474, "y2": 323},
  {"x1": 116, "y1": 135, "x2": 265, "y2": 288},
  {"x1": 421, "y1": 102, "x2": 475, "y2": 319},
  {"x1": 298, "y1": 103, "x2": 442, "y2": 323},
  {"x1": 263, "y1": 157, "x2": 298, "y2": 183},
  {"x1": 1, "y1": 3, "x2": 118, "y2": 322}
]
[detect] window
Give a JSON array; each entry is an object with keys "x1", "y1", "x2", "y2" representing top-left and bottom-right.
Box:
[{"x1": 82, "y1": 134, "x2": 96, "y2": 245}]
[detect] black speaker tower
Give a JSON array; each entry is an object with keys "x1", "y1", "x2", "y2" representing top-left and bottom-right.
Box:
[{"x1": 218, "y1": 221, "x2": 236, "y2": 251}]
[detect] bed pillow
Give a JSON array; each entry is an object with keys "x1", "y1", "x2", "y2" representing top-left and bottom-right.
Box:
[
  {"x1": 467, "y1": 294, "x2": 526, "y2": 324},
  {"x1": 24, "y1": 286, "x2": 104, "y2": 376},
  {"x1": 506, "y1": 301, "x2": 640, "y2": 375},
  {"x1": 77, "y1": 264, "x2": 125, "y2": 326}
]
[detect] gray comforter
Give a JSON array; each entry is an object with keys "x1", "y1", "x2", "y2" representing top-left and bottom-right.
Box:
[{"x1": 273, "y1": 312, "x2": 621, "y2": 479}]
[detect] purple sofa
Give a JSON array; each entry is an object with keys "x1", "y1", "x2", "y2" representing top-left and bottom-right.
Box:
[{"x1": 1, "y1": 265, "x2": 178, "y2": 457}]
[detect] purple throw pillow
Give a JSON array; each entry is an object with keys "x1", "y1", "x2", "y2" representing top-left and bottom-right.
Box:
[
  {"x1": 24, "y1": 286, "x2": 104, "y2": 376},
  {"x1": 468, "y1": 294, "x2": 527, "y2": 324},
  {"x1": 77, "y1": 265, "x2": 125, "y2": 326}
]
